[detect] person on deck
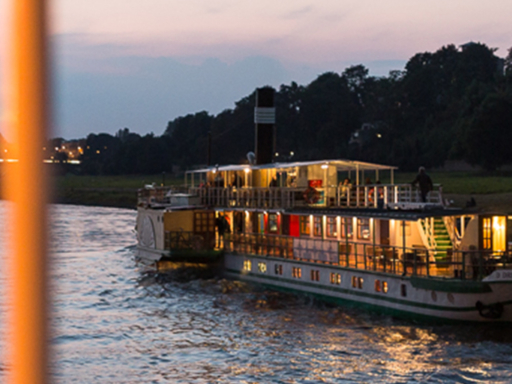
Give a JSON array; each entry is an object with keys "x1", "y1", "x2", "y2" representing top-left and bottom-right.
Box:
[
  {"x1": 231, "y1": 173, "x2": 244, "y2": 188},
  {"x1": 411, "y1": 166, "x2": 433, "y2": 203},
  {"x1": 215, "y1": 215, "x2": 230, "y2": 247}
]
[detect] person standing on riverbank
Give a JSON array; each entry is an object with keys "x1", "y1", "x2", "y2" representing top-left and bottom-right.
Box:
[{"x1": 412, "y1": 166, "x2": 433, "y2": 202}]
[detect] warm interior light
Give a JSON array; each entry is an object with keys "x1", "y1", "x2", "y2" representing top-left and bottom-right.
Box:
[
  {"x1": 244, "y1": 168, "x2": 250, "y2": 173},
  {"x1": 492, "y1": 216, "x2": 506, "y2": 252}
]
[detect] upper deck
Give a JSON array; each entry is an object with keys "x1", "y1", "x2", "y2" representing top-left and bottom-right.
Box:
[{"x1": 138, "y1": 159, "x2": 444, "y2": 210}]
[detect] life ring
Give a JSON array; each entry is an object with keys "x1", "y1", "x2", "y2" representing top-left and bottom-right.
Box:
[{"x1": 303, "y1": 186, "x2": 320, "y2": 204}]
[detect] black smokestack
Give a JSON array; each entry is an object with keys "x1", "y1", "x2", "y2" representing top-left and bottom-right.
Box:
[{"x1": 254, "y1": 87, "x2": 275, "y2": 165}]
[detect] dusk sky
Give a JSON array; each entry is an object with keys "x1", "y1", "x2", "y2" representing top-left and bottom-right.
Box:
[{"x1": 1, "y1": 0, "x2": 511, "y2": 139}]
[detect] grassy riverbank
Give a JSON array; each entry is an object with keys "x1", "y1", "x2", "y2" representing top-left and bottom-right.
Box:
[{"x1": 54, "y1": 174, "x2": 181, "y2": 209}]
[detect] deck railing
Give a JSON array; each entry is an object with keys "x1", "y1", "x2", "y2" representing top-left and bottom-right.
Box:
[
  {"x1": 138, "y1": 183, "x2": 443, "y2": 209},
  {"x1": 224, "y1": 233, "x2": 512, "y2": 281}
]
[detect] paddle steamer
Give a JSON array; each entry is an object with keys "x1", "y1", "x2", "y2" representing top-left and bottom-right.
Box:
[
  {"x1": 136, "y1": 158, "x2": 512, "y2": 322},
  {"x1": 136, "y1": 88, "x2": 512, "y2": 322}
]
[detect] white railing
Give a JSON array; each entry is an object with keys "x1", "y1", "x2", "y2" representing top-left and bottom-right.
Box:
[{"x1": 139, "y1": 183, "x2": 443, "y2": 210}]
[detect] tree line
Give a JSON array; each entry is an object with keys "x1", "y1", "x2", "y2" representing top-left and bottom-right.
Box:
[{"x1": 73, "y1": 42, "x2": 512, "y2": 174}]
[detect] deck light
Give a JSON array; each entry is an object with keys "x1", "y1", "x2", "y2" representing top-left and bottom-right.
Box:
[
  {"x1": 244, "y1": 168, "x2": 250, "y2": 173},
  {"x1": 321, "y1": 164, "x2": 328, "y2": 169}
]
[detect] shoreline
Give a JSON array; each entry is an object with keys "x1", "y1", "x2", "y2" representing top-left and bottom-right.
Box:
[
  {"x1": 53, "y1": 188, "x2": 512, "y2": 213},
  {"x1": 54, "y1": 187, "x2": 138, "y2": 209}
]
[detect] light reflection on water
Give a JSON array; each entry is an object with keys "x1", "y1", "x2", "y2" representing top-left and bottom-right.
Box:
[{"x1": 0, "y1": 203, "x2": 511, "y2": 383}]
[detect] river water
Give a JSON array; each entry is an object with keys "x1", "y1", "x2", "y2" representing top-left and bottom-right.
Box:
[{"x1": 1, "y1": 204, "x2": 512, "y2": 383}]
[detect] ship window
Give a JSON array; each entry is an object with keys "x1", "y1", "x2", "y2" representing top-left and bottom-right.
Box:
[
  {"x1": 326, "y1": 217, "x2": 337, "y2": 238},
  {"x1": 375, "y1": 280, "x2": 381, "y2": 292},
  {"x1": 382, "y1": 281, "x2": 388, "y2": 293},
  {"x1": 274, "y1": 264, "x2": 283, "y2": 275},
  {"x1": 196, "y1": 212, "x2": 215, "y2": 232},
  {"x1": 358, "y1": 277, "x2": 364, "y2": 289},
  {"x1": 300, "y1": 216, "x2": 310, "y2": 236},
  {"x1": 311, "y1": 270, "x2": 320, "y2": 281},
  {"x1": 341, "y1": 217, "x2": 353, "y2": 238},
  {"x1": 258, "y1": 262, "x2": 267, "y2": 273},
  {"x1": 351, "y1": 276, "x2": 357, "y2": 288},
  {"x1": 243, "y1": 260, "x2": 252, "y2": 272},
  {"x1": 482, "y1": 217, "x2": 492, "y2": 250},
  {"x1": 492, "y1": 216, "x2": 506, "y2": 253},
  {"x1": 330, "y1": 273, "x2": 341, "y2": 284},
  {"x1": 401, "y1": 284, "x2": 407, "y2": 297},
  {"x1": 292, "y1": 267, "x2": 302, "y2": 278},
  {"x1": 313, "y1": 216, "x2": 323, "y2": 237},
  {"x1": 357, "y1": 218, "x2": 370, "y2": 240},
  {"x1": 268, "y1": 213, "x2": 278, "y2": 233}
]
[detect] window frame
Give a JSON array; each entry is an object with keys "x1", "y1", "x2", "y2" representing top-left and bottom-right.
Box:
[
  {"x1": 326, "y1": 216, "x2": 337, "y2": 238},
  {"x1": 357, "y1": 218, "x2": 370, "y2": 240},
  {"x1": 300, "y1": 216, "x2": 310, "y2": 236},
  {"x1": 313, "y1": 216, "x2": 323, "y2": 237}
]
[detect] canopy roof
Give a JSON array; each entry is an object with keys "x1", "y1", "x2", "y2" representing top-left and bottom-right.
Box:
[{"x1": 186, "y1": 159, "x2": 397, "y2": 174}]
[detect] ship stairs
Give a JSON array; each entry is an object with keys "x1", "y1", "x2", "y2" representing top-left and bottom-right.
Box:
[{"x1": 420, "y1": 217, "x2": 453, "y2": 267}]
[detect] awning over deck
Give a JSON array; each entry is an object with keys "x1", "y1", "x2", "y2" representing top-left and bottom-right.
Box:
[{"x1": 185, "y1": 159, "x2": 398, "y2": 175}]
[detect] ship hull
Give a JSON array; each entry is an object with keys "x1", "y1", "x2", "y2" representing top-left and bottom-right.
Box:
[{"x1": 224, "y1": 253, "x2": 512, "y2": 323}]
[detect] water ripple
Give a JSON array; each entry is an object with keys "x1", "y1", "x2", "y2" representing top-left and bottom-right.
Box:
[{"x1": 0, "y1": 204, "x2": 511, "y2": 382}]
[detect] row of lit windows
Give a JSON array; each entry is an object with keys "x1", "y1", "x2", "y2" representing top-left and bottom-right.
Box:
[
  {"x1": 300, "y1": 216, "x2": 370, "y2": 240},
  {"x1": 246, "y1": 261, "x2": 391, "y2": 294}
]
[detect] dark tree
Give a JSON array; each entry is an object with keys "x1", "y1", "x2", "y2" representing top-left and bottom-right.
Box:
[{"x1": 463, "y1": 93, "x2": 512, "y2": 171}]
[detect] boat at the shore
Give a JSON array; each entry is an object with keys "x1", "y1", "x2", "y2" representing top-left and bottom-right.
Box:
[
  {"x1": 135, "y1": 87, "x2": 512, "y2": 323},
  {"x1": 135, "y1": 158, "x2": 512, "y2": 323}
]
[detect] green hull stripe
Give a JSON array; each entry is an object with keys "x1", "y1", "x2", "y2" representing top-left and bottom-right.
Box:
[
  {"x1": 225, "y1": 268, "x2": 512, "y2": 313},
  {"x1": 410, "y1": 276, "x2": 492, "y2": 293}
]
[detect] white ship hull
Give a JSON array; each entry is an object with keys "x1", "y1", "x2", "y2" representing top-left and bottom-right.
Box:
[{"x1": 224, "y1": 253, "x2": 512, "y2": 322}]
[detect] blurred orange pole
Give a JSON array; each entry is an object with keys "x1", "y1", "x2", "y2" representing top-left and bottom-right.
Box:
[{"x1": 5, "y1": 0, "x2": 51, "y2": 382}]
